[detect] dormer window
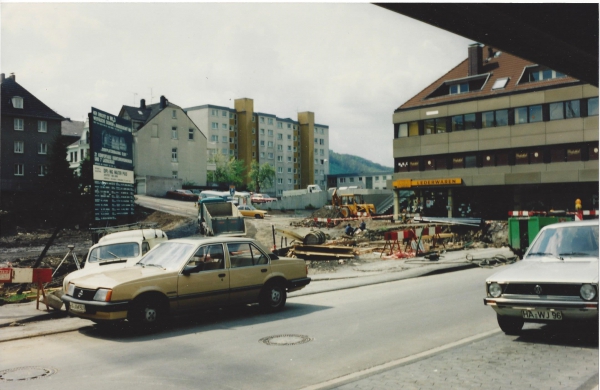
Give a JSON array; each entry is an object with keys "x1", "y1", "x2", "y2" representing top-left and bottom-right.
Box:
[
  {"x1": 519, "y1": 65, "x2": 566, "y2": 84},
  {"x1": 426, "y1": 74, "x2": 489, "y2": 99},
  {"x1": 12, "y1": 96, "x2": 23, "y2": 109}
]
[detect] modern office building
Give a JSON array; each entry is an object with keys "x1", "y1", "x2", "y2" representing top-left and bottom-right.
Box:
[
  {"x1": 390, "y1": 44, "x2": 599, "y2": 219},
  {"x1": 186, "y1": 98, "x2": 329, "y2": 196}
]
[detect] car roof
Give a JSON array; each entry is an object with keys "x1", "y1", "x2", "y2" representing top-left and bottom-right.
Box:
[{"x1": 167, "y1": 236, "x2": 258, "y2": 245}]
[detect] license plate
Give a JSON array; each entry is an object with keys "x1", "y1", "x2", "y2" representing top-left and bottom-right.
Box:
[
  {"x1": 521, "y1": 309, "x2": 562, "y2": 320},
  {"x1": 70, "y1": 303, "x2": 85, "y2": 313}
]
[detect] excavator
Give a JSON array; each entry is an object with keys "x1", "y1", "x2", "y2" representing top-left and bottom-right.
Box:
[{"x1": 331, "y1": 188, "x2": 376, "y2": 218}]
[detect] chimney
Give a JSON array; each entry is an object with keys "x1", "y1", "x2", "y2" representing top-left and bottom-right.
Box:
[
  {"x1": 0, "y1": 73, "x2": 4, "y2": 83},
  {"x1": 140, "y1": 99, "x2": 146, "y2": 109},
  {"x1": 159, "y1": 95, "x2": 166, "y2": 109},
  {"x1": 9, "y1": 72, "x2": 15, "y2": 81},
  {"x1": 468, "y1": 44, "x2": 482, "y2": 76}
]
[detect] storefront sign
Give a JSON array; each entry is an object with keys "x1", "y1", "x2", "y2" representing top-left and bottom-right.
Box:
[{"x1": 393, "y1": 178, "x2": 462, "y2": 188}]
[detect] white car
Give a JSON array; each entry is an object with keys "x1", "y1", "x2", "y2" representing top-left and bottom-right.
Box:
[
  {"x1": 63, "y1": 228, "x2": 168, "y2": 291},
  {"x1": 484, "y1": 220, "x2": 599, "y2": 334}
]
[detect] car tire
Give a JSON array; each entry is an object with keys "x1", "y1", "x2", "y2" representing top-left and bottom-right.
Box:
[
  {"x1": 255, "y1": 214, "x2": 262, "y2": 219},
  {"x1": 128, "y1": 294, "x2": 168, "y2": 331},
  {"x1": 497, "y1": 314, "x2": 524, "y2": 335},
  {"x1": 259, "y1": 281, "x2": 287, "y2": 313}
]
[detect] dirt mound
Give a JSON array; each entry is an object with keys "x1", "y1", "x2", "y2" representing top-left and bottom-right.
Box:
[{"x1": 310, "y1": 206, "x2": 343, "y2": 219}]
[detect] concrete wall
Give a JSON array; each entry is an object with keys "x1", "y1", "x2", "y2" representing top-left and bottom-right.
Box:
[{"x1": 136, "y1": 175, "x2": 183, "y2": 197}]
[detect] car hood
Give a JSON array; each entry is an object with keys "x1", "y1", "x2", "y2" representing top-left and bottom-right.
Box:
[
  {"x1": 487, "y1": 258, "x2": 599, "y2": 284},
  {"x1": 63, "y1": 260, "x2": 137, "y2": 284},
  {"x1": 68, "y1": 266, "x2": 171, "y2": 289}
]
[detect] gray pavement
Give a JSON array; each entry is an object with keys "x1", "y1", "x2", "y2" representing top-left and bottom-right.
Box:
[{"x1": 317, "y1": 328, "x2": 599, "y2": 390}]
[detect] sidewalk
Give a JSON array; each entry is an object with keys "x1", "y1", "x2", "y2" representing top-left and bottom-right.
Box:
[{"x1": 0, "y1": 247, "x2": 514, "y2": 343}]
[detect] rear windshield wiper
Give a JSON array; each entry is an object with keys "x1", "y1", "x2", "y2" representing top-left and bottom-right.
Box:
[
  {"x1": 558, "y1": 252, "x2": 592, "y2": 257},
  {"x1": 143, "y1": 263, "x2": 165, "y2": 270}
]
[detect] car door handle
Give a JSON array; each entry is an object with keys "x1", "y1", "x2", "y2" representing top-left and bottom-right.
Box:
[
  {"x1": 218, "y1": 273, "x2": 226, "y2": 278},
  {"x1": 261, "y1": 269, "x2": 267, "y2": 273}
]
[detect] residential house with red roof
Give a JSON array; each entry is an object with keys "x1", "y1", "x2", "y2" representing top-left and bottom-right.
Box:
[{"x1": 390, "y1": 44, "x2": 599, "y2": 219}]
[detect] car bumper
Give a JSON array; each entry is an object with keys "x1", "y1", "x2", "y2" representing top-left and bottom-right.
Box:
[
  {"x1": 62, "y1": 294, "x2": 129, "y2": 321},
  {"x1": 287, "y1": 277, "x2": 311, "y2": 292},
  {"x1": 484, "y1": 297, "x2": 598, "y2": 321}
]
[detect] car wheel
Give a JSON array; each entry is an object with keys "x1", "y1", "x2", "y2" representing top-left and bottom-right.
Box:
[
  {"x1": 255, "y1": 214, "x2": 262, "y2": 219},
  {"x1": 259, "y1": 281, "x2": 287, "y2": 313},
  {"x1": 497, "y1": 314, "x2": 524, "y2": 335},
  {"x1": 128, "y1": 294, "x2": 168, "y2": 330}
]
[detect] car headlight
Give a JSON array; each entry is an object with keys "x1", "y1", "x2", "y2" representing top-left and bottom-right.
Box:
[
  {"x1": 488, "y1": 282, "x2": 502, "y2": 298},
  {"x1": 93, "y1": 289, "x2": 113, "y2": 302},
  {"x1": 67, "y1": 283, "x2": 75, "y2": 296},
  {"x1": 580, "y1": 284, "x2": 597, "y2": 301}
]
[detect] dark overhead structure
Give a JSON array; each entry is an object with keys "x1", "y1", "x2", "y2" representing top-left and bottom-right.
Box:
[{"x1": 375, "y1": 3, "x2": 599, "y2": 87}]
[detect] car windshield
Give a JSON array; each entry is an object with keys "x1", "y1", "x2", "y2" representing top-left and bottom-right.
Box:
[
  {"x1": 88, "y1": 242, "x2": 139, "y2": 263},
  {"x1": 526, "y1": 225, "x2": 599, "y2": 259},
  {"x1": 138, "y1": 242, "x2": 195, "y2": 270}
]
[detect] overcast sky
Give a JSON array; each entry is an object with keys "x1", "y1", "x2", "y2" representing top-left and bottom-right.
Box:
[{"x1": 1, "y1": 2, "x2": 473, "y2": 167}]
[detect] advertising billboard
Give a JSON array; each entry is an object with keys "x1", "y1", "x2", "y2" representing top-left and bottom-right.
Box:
[{"x1": 89, "y1": 107, "x2": 135, "y2": 221}]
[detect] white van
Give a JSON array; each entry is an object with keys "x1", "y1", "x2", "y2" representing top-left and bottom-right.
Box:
[{"x1": 62, "y1": 228, "x2": 168, "y2": 291}]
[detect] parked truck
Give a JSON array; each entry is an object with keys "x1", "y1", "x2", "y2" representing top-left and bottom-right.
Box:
[
  {"x1": 198, "y1": 199, "x2": 246, "y2": 236},
  {"x1": 282, "y1": 184, "x2": 323, "y2": 197}
]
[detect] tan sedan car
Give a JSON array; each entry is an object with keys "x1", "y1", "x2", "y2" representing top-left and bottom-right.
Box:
[
  {"x1": 237, "y1": 204, "x2": 269, "y2": 219},
  {"x1": 62, "y1": 237, "x2": 310, "y2": 329}
]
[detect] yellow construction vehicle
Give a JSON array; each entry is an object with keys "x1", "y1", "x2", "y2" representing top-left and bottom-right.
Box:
[{"x1": 331, "y1": 188, "x2": 376, "y2": 218}]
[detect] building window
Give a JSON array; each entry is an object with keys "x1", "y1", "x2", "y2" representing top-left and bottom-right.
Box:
[
  {"x1": 172, "y1": 148, "x2": 178, "y2": 162},
  {"x1": 550, "y1": 100, "x2": 581, "y2": 120},
  {"x1": 277, "y1": 178, "x2": 283, "y2": 184},
  {"x1": 171, "y1": 127, "x2": 178, "y2": 139},
  {"x1": 268, "y1": 129, "x2": 273, "y2": 136},
  {"x1": 268, "y1": 153, "x2": 273, "y2": 159},
  {"x1": 588, "y1": 97, "x2": 599, "y2": 116},
  {"x1": 252, "y1": 140, "x2": 256, "y2": 146},
  {"x1": 287, "y1": 156, "x2": 292, "y2": 162},
  {"x1": 38, "y1": 165, "x2": 47, "y2": 177},
  {"x1": 449, "y1": 82, "x2": 469, "y2": 95},
  {"x1": 524, "y1": 66, "x2": 566, "y2": 83},
  {"x1": 211, "y1": 109, "x2": 218, "y2": 116},
  {"x1": 189, "y1": 129, "x2": 194, "y2": 140},
  {"x1": 38, "y1": 143, "x2": 47, "y2": 155},
  {"x1": 515, "y1": 105, "x2": 543, "y2": 124},
  {"x1": 277, "y1": 122, "x2": 282, "y2": 129},
  {"x1": 288, "y1": 179, "x2": 293, "y2": 184},
  {"x1": 212, "y1": 122, "x2": 219, "y2": 129},
  {"x1": 222, "y1": 111, "x2": 227, "y2": 117},
  {"x1": 491, "y1": 77, "x2": 509, "y2": 90},
  {"x1": 12, "y1": 96, "x2": 23, "y2": 109},
  {"x1": 172, "y1": 171, "x2": 178, "y2": 179},
  {"x1": 14, "y1": 163, "x2": 24, "y2": 176},
  {"x1": 14, "y1": 118, "x2": 24, "y2": 130},
  {"x1": 260, "y1": 140, "x2": 265, "y2": 147},
  {"x1": 267, "y1": 141, "x2": 273, "y2": 148},
  {"x1": 287, "y1": 167, "x2": 292, "y2": 173},
  {"x1": 424, "y1": 118, "x2": 447, "y2": 134},
  {"x1": 222, "y1": 136, "x2": 228, "y2": 143},
  {"x1": 398, "y1": 123, "x2": 408, "y2": 138},
  {"x1": 268, "y1": 118, "x2": 273, "y2": 125},
  {"x1": 408, "y1": 121, "x2": 419, "y2": 136},
  {"x1": 172, "y1": 110, "x2": 177, "y2": 119},
  {"x1": 451, "y1": 113, "x2": 477, "y2": 131},
  {"x1": 222, "y1": 123, "x2": 227, "y2": 129},
  {"x1": 211, "y1": 135, "x2": 218, "y2": 142},
  {"x1": 14, "y1": 141, "x2": 24, "y2": 153},
  {"x1": 277, "y1": 133, "x2": 283, "y2": 140},
  {"x1": 277, "y1": 156, "x2": 283, "y2": 162},
  {"x1": 482, "y1": 109, "x2": 509, "y2": 128},
  {"x1": 38, "y1": 121, "x2": 47, "y2": 133},
  {"x1": 277, "y1": 145, "x2": 283, "y2": 151}
]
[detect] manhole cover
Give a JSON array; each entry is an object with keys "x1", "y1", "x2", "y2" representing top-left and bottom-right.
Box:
[
  {"x1": 260, "y1": 334, "x2": 313, "y2": 346},
  {"x1": 0, "y1": 367, "x2": 58, "y2": 381}
]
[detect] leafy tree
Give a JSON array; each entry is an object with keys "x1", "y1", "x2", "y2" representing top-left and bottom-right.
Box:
[
  {"x1": 209, "y1": 152, "x2": 246, "y2": 188},
  {"x1": 45, "y1": 135, "x2": 79, "y2": 224},
  {"x1": 248, "y1": 160, "x2": 275, "y2": 193}
]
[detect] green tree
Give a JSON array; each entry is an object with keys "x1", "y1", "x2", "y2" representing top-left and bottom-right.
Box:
[
  {"x1": 209, "y1": 152, "x2": 246, "y2": 188},
  {"x1": 248, "y1": 160, "x2": 275, "y2": 193},
  {"x1": 45, "y1": 135, "x2": 79, "y2": 224}
]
